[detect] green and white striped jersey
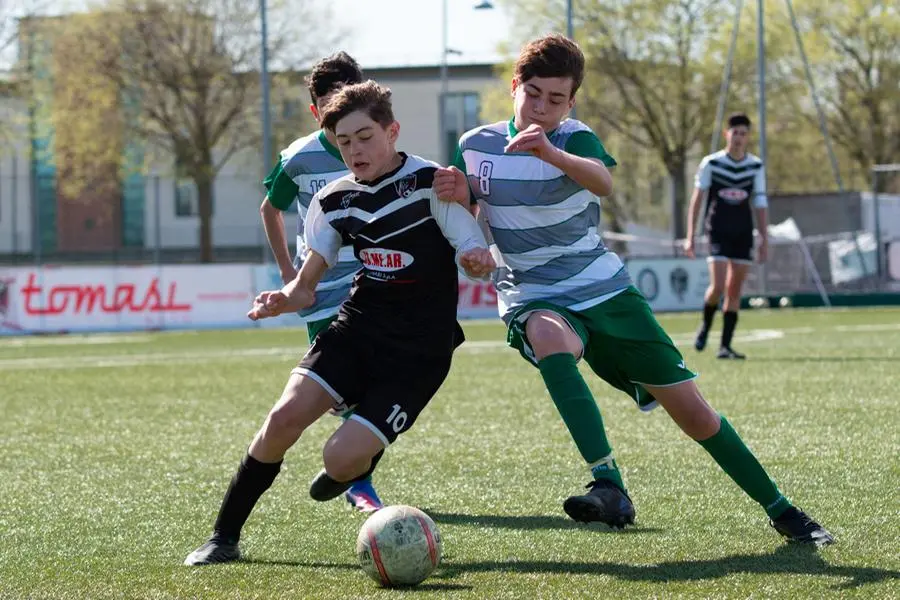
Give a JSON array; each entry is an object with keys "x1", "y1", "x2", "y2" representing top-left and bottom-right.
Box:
[
  {"x1": 264, "y1": 130, "x2": 360, "y2": 322},
  {"x1": 453, "y1": 118, "x2": 631, "y2": 322}
]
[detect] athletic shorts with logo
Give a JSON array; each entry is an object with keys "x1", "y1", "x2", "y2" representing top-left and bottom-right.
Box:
[
  {"x1": 294, "y1": 322, "x2": 453, "y2": 445},
  {"x1": 507, "y1": 286, "x2": 697, "y2": 410},
  {"x1": 708, "y1": 230, "x2": 753, "y2": 263}
]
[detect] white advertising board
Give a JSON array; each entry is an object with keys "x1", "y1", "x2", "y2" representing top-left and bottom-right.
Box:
[
  {"x1": 0, "y1": 265, "x2": 255, "y2": 335},
  {"x1": 626, "y1": 257, "x2": 710, "y2": 312}
]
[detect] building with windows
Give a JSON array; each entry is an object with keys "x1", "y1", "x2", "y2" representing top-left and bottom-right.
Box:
[{"x1": 0, "y1": 60, "x2": 500, "y2": 260}]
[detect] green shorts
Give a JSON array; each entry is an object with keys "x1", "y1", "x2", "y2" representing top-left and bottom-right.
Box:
[
  {"x1": 507, "y1": 286, "x2": 697, "y2": 410},
  {"x1": 306, "y1": 315, "x2": 338, "y2": 344}
]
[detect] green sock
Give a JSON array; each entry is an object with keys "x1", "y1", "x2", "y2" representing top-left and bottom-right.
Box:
[
  {"x1": 538, "y1": 352, "x2": 625, "y2": 491},
  {"x1": 699, "y1": 415, "x2": 792, "y2": 518}
]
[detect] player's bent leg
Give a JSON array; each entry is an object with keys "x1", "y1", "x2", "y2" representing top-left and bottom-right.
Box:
[
  {"x1": 525, "y1": 310, "x2": 585, "y2": 360},
  {"x1": 697, "y1": 259, "x2": 727, "y2": 351},
  {"x1": 184, "y1": 374, "x2": 334, "y2": 566},
  {"x1": 310, "y1": 418, "x2": 387, "y2": 507},
  {"x1": 718, "y1": 261, "x2": 750, "y2": 359},
  {"x1": 249, "y1": 372, "x2": 336, "y2": 462},
  {"x1": 646, "y1": 380, "x2": 833, "y2": 545},
  {"x1": 513, "y1": 307, "x2": 633, "y2": 526}
]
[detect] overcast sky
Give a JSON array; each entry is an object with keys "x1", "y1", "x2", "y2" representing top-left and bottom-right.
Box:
[
  {"x1": 327, "y1": 0, "x2": 514, "y2": 68},
  {"x1": 1, "y1": 0, "x2": 517, "y2": 70}
]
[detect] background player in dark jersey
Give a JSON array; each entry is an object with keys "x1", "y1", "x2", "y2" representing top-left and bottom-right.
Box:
[
  {"x1": 184, "y1": 80, "x2": 494, "y2": 566},
  {"x1": 685, "y1": 113, "x2": 769, "y2": 359}
]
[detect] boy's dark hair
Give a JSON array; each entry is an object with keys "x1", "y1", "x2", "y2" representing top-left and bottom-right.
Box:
[
  {"x1": 305, "y1": 51, "x2": 364, "y2": 104},
  {"x1": 728, "y1": 113, "x2": 752, "y2": 128},
  {"x1": 320, "y1": 80, "x2": 395, "y2": 133},
  {"x1": 515, "y1": 34, "x2": 585, "y2": 97}
]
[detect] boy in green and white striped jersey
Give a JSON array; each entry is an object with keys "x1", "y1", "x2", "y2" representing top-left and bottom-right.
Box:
[{"x1": 435, "y1": 34, "x2": 832, "y2": 545}]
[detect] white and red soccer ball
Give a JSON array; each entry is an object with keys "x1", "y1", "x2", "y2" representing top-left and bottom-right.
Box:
[{"x1": 356, "y1": 505, "x2": 442, "y2": 587}]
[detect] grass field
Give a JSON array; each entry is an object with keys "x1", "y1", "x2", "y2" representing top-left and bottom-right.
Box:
[{"x1": 1, "y1": 307, "x2": 898, "y2": 599}]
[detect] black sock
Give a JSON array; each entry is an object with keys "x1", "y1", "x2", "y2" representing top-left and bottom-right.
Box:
[
  {"x1": 356, "y1": 449, "x2": 384, "y2": 482},
  {"x1": 212, "y1": 454, "x2": 282, "y2": 542},
  {"x1": 701, "y1": 303, "x2": 718, "y2": 332},
  {"x1": 721, "y1": 311, "x2": 738, "y2": 349}
]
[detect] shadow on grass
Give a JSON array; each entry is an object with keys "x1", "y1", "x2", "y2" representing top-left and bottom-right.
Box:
[
  {"x1": 424, "y1": 510, "x2": 664, "y2": 534},
  {"x1": 748, "y1": 356, "x2": 900, "y2": 363},
  {"x1": 434, "y1": 544, "x2": 898, "y2": 590},
  {"x1": 242, "y1": 559, "x2": 472, "y2": 591}
]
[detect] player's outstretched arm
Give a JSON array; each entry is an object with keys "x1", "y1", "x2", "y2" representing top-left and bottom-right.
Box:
[
  {"x1": 504, "y1": 124, "x2": 613, "y2": 197},
  {"x1": 430, "y1": 192, "x2": 495, "y2": 280},
  {"x1": 247, "y1": 252, "x2": 327, "y2": 320}
]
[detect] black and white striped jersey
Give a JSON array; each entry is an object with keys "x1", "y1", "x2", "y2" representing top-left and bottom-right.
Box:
[
  {"x1": 304, "y1": 153, "x2": 487, "y2": 356},
  {"x1": 695, "y1": 150, "x2": 768, "y2": 238}
]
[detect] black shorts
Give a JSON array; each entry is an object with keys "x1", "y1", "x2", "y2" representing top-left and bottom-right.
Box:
[
  {"x1": 708, "y1": 232, "x2": 753, "y2": 264},
  {"x1": 294, "y1": 325, "x2": 453, "y2": 445}
]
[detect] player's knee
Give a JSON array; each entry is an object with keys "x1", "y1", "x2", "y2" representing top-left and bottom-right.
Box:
[
  {"x1": 526, "y1": 315, "x2": 581, "y2": 360},
  {"x1": 707, "y1": 283, "x2": 725, "y2": 300},
  {"x1": 322, "y1": 444, "x2": 369, "y2": 483},
  {"x1": 265, "y1": 401, "x2": 312, "y2": 438}
]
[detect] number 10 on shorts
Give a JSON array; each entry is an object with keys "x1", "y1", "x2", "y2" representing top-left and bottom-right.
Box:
[{"x1": 386, "y1": 404, "x2": 408, "y2": 433}]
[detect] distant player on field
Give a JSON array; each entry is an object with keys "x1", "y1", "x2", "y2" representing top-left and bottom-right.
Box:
[
  {"x1": 259, "y1": 52, "x2": 382, "y2": 512},
  {"x1": 184, "y1": 80, "x2": 495, "y2": 566},
  {"x1": 435, "y1": 34, "x2": 832, "y2": 545},
  {"x1": 685, "y1": 113, "x2": 769, "y2": 360}
]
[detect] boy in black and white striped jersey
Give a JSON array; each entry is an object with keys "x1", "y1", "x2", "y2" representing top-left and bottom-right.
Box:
[{"x1": 184, "y1": 80, "x2": 494, "y2": 566}]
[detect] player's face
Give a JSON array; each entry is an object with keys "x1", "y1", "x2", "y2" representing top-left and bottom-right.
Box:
[
  {"x1": 310, "y1": 91, "x2": 337, "y2": 126},
  {"x1": 334, "y1": 110, "x2": 400, "y2": 181},
  {"x1": 725, "y1": 125, "x2": 750, "y2": 154},
  {"x1": 512, "y1": 76, "x2": 575, "y2": 131}
]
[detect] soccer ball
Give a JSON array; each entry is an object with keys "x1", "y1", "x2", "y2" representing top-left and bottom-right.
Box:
[{"x1": 356, "y1": 505, "x2": 442, "y2": 587}]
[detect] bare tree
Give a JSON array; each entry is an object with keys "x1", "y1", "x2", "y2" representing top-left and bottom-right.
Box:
[{"x1": 36, "y1": 0, "x2": 338, "y2": 261}]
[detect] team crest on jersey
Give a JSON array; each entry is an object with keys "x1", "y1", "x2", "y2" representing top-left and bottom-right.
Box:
[
  {"x1": 718, "y1": 188, "x2": 749, "y2": 205},
  {"x1": 340, "y1": 191, "x2": 361, "y2": 209},
  {"x1": 394, "y1": 174, "x2": 417, "y2": 198}
]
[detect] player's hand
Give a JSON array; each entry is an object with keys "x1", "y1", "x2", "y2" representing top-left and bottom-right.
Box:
[
  {"x1": 247, "y1": 290, "x2": 287, "y2": 321},
  {"x1": 684, "y1": 238, "x2": 695, "y2": 259},
  {"x1": 460, "y1": 248, "x2": 496, "y2": 279},
  {"x1": 434, "y1": 166, "x2": 470, "y2": 208},
  {"x1": 504, "y1": 124, "x2": 559, "y2": 162},
  {"x1": 757, "y1": 238, "x2": 769, "y2": 263}
]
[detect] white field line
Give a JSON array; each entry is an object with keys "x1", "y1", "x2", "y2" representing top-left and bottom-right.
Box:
[{"x1": 0, "y1": 322, "x2": 897, "y2": 371}]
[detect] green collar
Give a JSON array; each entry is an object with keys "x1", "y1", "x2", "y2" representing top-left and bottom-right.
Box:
[
  {"x1": 317, "y1": 129, "x2": 344, "y2": 163},
  {"x1": 508, "y1": 117, "x2": 561, "y2": 138}
]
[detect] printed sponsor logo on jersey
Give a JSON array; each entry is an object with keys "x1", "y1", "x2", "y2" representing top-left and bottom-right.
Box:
[
  {"x1": 394, "y1": 174, "x2": 417, "y2": 198},
  {"x1": 340, "y1": 191, "x2": 361, "y2": 209},
  {"x1": 359, "y1": 248, "x2": 414, "y2": 272},
  {"x1": 717, "y1": 187, "x2": 749, "y2": 204}
]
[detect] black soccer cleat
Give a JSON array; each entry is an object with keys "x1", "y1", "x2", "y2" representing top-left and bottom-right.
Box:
[
  {"x1": 309, "y1": 468, "x2": 355, "y2": 502},
  {"x1": 183, "y1": 535, "x2": 241, "y2": 566},
  {"x1": 694, "y1": 327, "x2": 709, "y2": 352},
  {"x1": 717, "y1": 346, "x2": 746, "y2": 360},
  {"x1": 770, "y1": 507, "x2": 834, "y2": 546},
  {"x1": 563, "y1": 479, "x2": 636, "y2": 529}
]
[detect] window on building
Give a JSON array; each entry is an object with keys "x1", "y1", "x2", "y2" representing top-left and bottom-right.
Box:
[
  {"x1": 174, "y1": 178, "x2": 199, "y2": 217},
  {"x1": 442, "y1": 92, "x2": 481, "y2": 165}
]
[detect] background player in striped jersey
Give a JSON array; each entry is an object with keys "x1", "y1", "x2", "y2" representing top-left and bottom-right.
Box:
[
  {"x1": 185, "y1": 80, "x2": 494, "y2": 566},
  {"x1": 685, "y1": 113, "x2": 769, "y2": 359},
  {"x1": 436, "y1": 34, "x2": 832, "y2": 545},
  {"x1": 259, "y1": 52, "x2": 382, "y2": 513}
]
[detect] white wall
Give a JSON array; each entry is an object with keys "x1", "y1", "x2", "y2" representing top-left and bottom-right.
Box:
[{"x1": 0, "y1": 136, "x2": 32, "y2": 254}]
